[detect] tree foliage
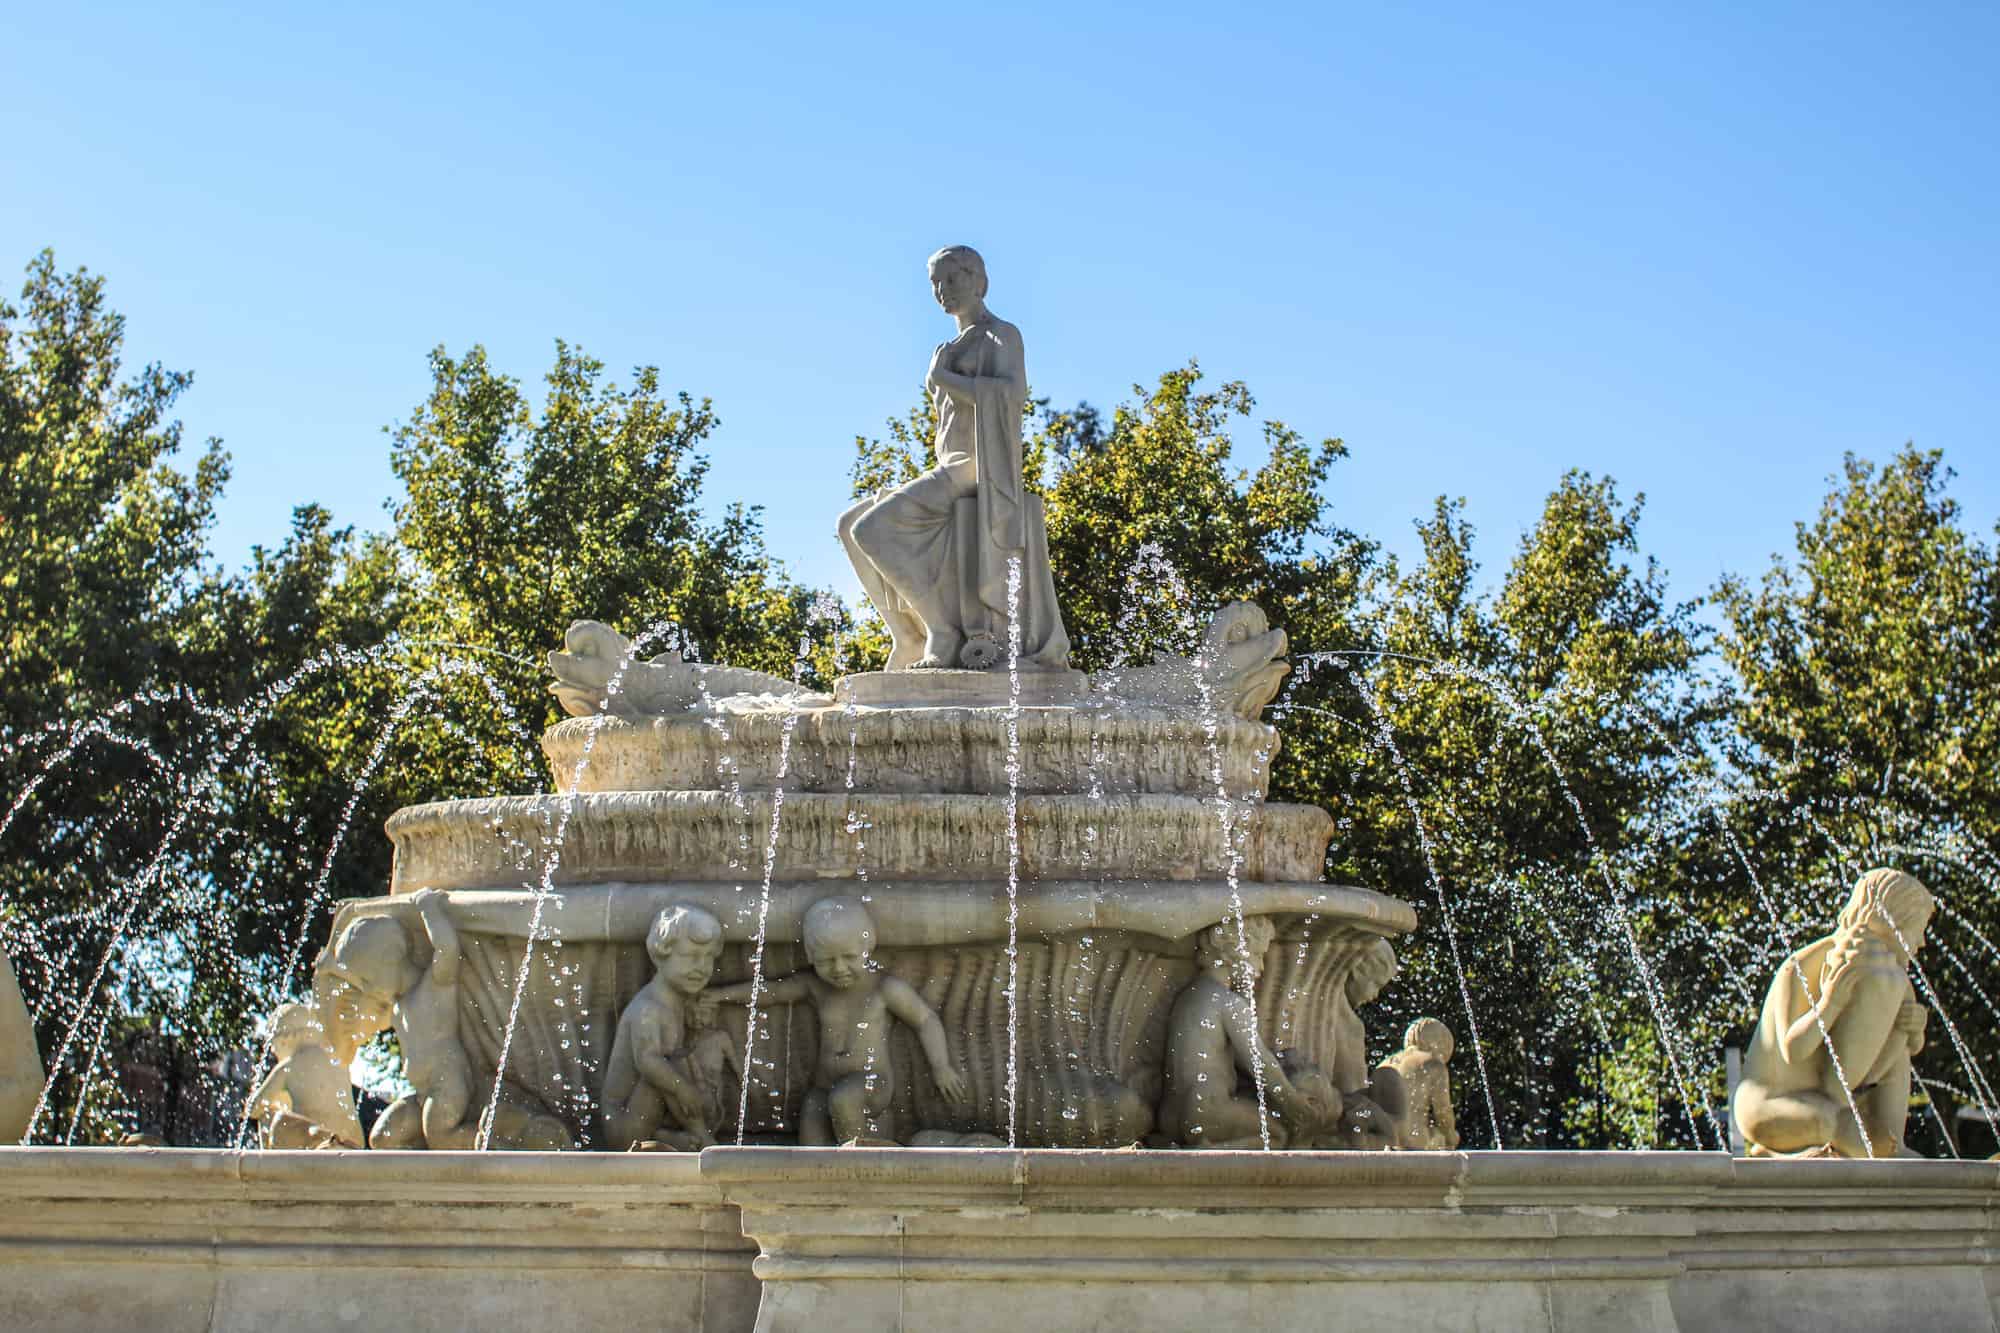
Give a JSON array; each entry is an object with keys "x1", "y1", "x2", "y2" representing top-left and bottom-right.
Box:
[{"x1": 0, "y1": 258, "x2": 823, "y2": 1140}]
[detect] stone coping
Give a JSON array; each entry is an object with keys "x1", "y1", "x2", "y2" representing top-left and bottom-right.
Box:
[
  {"x1": 375, "y1": 877, "x2": 1419, "y2": 948},
  {"x1": 703, "y1": 1143, "x2": 2000, "y2": 1206},
  {"x1": 0, "y1": 1144, "x2": 712, "y2": 1200},
  {"x1": 2, "y1": 1148, "x2": 1995, "y2": 1330},
  {"x1": 3, "y1": 1142, "x2": 1988, "y2": 1207}
]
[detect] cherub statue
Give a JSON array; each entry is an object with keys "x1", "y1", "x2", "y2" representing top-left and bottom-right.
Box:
[
  {"x1": 1159, "y1": 916, "x2": 1330, "y2": 1148},
  {"x1": 244, "y1": 1000, "x2": 364, "y2": 1149},
  {"x1": 603, "y1": 905, "x2": 739, "y2": 1151},
  {"x1": 317, "y1": 889, "x2": 571, "y2": 1151},
  {"x1": 710, "y1": 897, "x2": 969, "y2": 1144},
  {"x1": 1377, "y1": 1018, "x2": 1459, "y2": 1151},
  {"x1": 1735, "y1": 867, "x2": 1934, "y2": 1159}
]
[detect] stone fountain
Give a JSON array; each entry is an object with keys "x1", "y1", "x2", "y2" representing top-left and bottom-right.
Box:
[
  {"x1": 271, "y1": 243, "x2": 1419, "y2": 1162},
  {"x1": 2, "y1": 248, "x2": 1997, "y2": 1332}
]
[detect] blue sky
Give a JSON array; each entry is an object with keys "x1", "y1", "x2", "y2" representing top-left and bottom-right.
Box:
[{"x1": 4, "y1": 2, "x2": 1994, "y2": 622}]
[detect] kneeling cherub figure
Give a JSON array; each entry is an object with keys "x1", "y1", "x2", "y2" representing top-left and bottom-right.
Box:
[
  {"x1": 1159, "y1": 916, "x2": 1324, "y2": 1148},
  {"x1": 244, "y1": 999, "x2": 364, "y2": 1149},
  {"x1": 1378, "y1": 1018, "x2": 1458, "y2": 1151},
  {"x1": 604, "y1": 905, "x2": 738, "y2": 1151},
  {"x1": 711, "y1": 897, "x2": 969, "y2": 1144},
  {"x1": 1735, "y1": 867, "x2": 1934, "y2": 1159},
  {"x1": 317, "y1": 888, "x2": 571, "y2": 1151}
]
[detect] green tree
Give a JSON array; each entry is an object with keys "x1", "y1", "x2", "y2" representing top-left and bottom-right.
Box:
[
  {"x1": 390, "y1": 341, "x2": 827, "y2": 754},
  {"x1": 0, "y1": 261, "x2": 840, "y2": 1141},
  {"x1": 851, "y1": 362, "x2": 1380, "y2": 668},
  {"x1": 1717, "y1": 447, "x2": 1999, "y2": 833},
  {"x1": 0, "y1": 255, "x2": 405, "y2": 1139},
  {"x1": 1316, "y1": 477, "x2": 1715, "y2": 1148},
  {"x1": 1712, "y1": 447, "x2": 2000, "y2": 1146}
]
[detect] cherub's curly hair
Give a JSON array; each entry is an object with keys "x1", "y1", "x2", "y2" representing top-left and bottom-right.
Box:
[
  {"x1": 1403, "y1": 1017, "x2": 1454, "y2": 1059},
  {"x1": 646, "y1": 904, "x2": 723, "y2": 964}
]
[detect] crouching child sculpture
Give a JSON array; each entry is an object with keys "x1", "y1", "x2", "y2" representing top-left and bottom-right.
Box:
[
  {"x1": 318, "y1": 889, "x2": 572, "y2": 1151},
  {"x1": 1735, "y1": 867, "x2": 1934, "y2": 1159}
]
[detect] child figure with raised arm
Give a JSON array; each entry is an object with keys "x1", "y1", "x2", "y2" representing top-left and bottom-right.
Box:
[
  {"x1": 603, "y1": 905, "x2": 736, "y2": 1151},
  {"x1": 317, "y1": 887, "x2": 570, "y2": 1151},
  {"x1": 711, "y1": 897, "x2": 969, "y2": 1144}
]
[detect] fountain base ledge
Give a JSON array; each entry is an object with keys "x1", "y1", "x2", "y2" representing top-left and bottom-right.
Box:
[{"x1": 0, "y1": 1148, "x2": 1995, "y2": 1331}]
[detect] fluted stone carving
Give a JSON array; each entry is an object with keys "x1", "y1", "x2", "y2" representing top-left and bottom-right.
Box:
[{"x1": 387, "y1": 791, "x2": 1335, "y2": 891}]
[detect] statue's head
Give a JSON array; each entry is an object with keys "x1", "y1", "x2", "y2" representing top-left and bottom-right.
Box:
[
  {"x1": 803, "y1": 897, "x2": 877, "y2": 990},
  {"x1": 928, "y1": 245, "x2": 988, "y2": 316},
  {"x1": 646, "y1": 904, "x2": 725, "y2": 995},
  {"x1": 318, "y1": 915, "x2": 420, "y2": 1002},
  {"x1": 1346, "y1": 939, "x2": 1398, "y2": 1006},
  {"x1": 1404, "y1": 1017, "x2": 1454, "y2": 1061},
  {"x1": 310, "y1": 915, "x2": 418, "y2": 1050},
  {"x1": 267, "y1": 999, "x2": 354, "y2": 1064},
  {"x1": 1837, "y1": 867, "x2": 1936, "y2": 954},
  {"x1": 1194, "y1": 915, "x2": 1276, "y2": 984}
]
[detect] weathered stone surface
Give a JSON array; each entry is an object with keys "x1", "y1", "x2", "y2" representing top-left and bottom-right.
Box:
[
  {"x1": 5, "y1": 1147, "x2": 1995, "y2": 1332},
  {"x1": 710, "y1": 1148, "x2": 2000, "y2": 1332},
  {"x1": 387, "y1": 791, "x2": 1333, "y2": 890},
  {"x1": 541, "y1": 704, "x2": 1279, "y2": 798},
  {"x1": 328, "y1": 880, "x2": 1411, "y2": 1148},
  {"x1": 0, "y1": 1147, "x2": 756, "y2": 1332}
]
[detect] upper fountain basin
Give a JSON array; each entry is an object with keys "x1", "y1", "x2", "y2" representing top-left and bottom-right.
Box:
[{"x1": 541, "y1": 702, "x2": 1280, "y2": 799}]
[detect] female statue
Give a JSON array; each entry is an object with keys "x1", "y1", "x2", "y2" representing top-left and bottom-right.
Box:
[
  {"x1": 1735, "y1": 867, "x2": 1933, "y2": 1158},
  {"x1": 837, "y1": 246, "x2": 1068, "y2": 671}
]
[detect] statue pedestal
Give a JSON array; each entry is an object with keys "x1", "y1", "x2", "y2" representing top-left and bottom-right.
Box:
[{"x1": 832, "y1": 668, "x2": 1089, "y2": 710}]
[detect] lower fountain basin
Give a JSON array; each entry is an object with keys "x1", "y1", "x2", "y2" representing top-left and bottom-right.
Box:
[
  {"x1": 3, "y1": 1147, "x2": 1992, "y2": 1332},
  {"x1": 386, "y1": 878, "x2": 1414, "y2": 1148}
]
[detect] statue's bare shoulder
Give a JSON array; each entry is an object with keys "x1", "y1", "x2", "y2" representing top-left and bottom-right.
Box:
[{"x1": 987, "y1": 315, "x2": 1024, "y2": 357}]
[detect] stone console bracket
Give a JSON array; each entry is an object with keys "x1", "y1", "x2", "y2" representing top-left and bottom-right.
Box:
[{"x1": 2, "y1": 1147, "x2": 1996, "y2": 1332}]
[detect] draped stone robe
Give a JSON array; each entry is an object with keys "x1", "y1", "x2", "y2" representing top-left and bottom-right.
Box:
[{"x1": 839, "y1": 315, "x2": 1069, "y2": 671}]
